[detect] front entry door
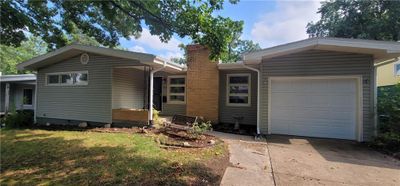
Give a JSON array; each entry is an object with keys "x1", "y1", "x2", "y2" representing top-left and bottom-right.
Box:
[{"x1": 153, "y1": 77, "x2": 162, "y2": 111}]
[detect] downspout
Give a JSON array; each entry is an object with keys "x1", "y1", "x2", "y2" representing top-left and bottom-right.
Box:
[
  {"x1": 34, "y1": 74, "x2": 38, "y2": 124},
  {"x1": 149, "y1": 60, "x2": 166, "y2": 127},
  {"x1": 5, "y1": 83, "x2": 10, "y2": 114},
  {"x1": 373, "y1": 63, "x2": 379, "y2": 137},
  {"x1": 240, "y1": 61, "x2": 261, "y2": 135}
]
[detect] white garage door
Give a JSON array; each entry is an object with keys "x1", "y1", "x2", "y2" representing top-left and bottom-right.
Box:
[{"x1": 270, "y1": 77, "x2": 358, "y2": 140}]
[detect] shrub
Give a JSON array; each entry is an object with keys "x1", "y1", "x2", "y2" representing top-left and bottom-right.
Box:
[
  {"x1": 152, "y1": 107, "x2": 161, "y2": 128},
  {"x1": 371, "y1": 132, "x2": 400, "y2": 153},
  {"x1": 377, "y1": 84, "x2": 400, "y2": 133},
  {"x1": 3, "y1": 110, "x2": 34, "y2": 128},
  {"x1": 372, "y1": 83, "x2": 400, "y2": 155},
  {"x1": 187, "y1": 121, "x2": 212, "y2": 139}
]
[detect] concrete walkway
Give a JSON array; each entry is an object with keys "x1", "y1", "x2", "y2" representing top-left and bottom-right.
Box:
[{"x1": 209, "y1": 132, "x2": 275, "y2": 186}]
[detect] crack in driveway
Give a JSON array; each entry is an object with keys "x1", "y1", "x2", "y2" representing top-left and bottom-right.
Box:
[{"x1": 211, "y1": 132, "x2": 400, "y2": 186}]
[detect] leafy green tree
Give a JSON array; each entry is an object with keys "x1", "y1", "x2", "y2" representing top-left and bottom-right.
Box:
[
  {"x1": 171, "y1": 43, "x2": 187, "y2": 64},
  {"x1": 307, "y1": 0, "x2": 400, "y2": 41},
  {"x1": 1, "y1": 0, "x2": 243, "y2": 59},
  {"x1": 0, "y1": 29, "x2": 103, "y2": 75},
  {"x1": 0, "y1": 36, "x2": 47, "y2": 74},
  {"x1": 66, "y1": 24, "x2": 101, "y2": 46},
  {"x1": 171, "y1": 39, "x2": 261, "y2": 64},
  {"x1": 221, "y1": 39, "x2": 261, "y2": 62}
]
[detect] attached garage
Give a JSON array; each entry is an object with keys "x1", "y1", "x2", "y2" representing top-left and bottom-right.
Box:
[
  {"x1": 269, "y1": 77, "x2": 361, "y2": 140},
  {"x1": 242, "y1": 37, "x2": 400, "y2": 141}
]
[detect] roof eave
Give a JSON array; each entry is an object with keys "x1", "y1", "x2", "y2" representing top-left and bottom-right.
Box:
[
  {"x1": 243, "y1": 38, "x2": 400, "y2": 64},
  {"x1": 17, "y1": 44, "x2": 158, "y2": 71}
]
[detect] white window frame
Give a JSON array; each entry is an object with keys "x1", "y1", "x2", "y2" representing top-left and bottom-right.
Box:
[
  {"x1": 22, "y1": 88, "x2": 33, "y2": 106},
  {"x1": 226, "y1": 73, "x2": 251, "y2": 107},
  {"x1": 167, "y1": 75, "x2": 186, "y2": 104},
  {"x1": 394, "y1": 62, "x2": 400, "y2": 77},
  {"x1": 45, "y1": 71, "x2": 89, "y2": 86}
]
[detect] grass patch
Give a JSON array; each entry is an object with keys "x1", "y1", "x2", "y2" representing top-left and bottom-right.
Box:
[{"x1": 0, "y1": 129, "x2": 228, "y2": 185}]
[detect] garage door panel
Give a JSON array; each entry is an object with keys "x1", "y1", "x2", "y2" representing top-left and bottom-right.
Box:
[
  {"x1": 270, "y1": 119, "x2": 290, "y2": 134},
  {"x1": 270, "y1": 78, "x2": 357, "y2": 140},
  {"x1": 288, "y1": 121, "x2": 354, "y2": 139}
]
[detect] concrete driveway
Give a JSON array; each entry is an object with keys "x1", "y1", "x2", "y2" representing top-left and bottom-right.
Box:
[{"x1": 267, "y1": 135, "x2": 400, "y2": 186}]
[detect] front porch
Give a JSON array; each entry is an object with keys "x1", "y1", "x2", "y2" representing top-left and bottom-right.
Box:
[
  {"x1": 0, "y1": 74, "x2": 36, "y2": 115},
  {"x1": 111, "y1": 64, "x2": 183, "y2": 126}
]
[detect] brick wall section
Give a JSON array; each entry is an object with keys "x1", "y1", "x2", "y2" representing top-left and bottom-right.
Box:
[{"x1": 186, "y1": 45, "x2": 219, "y2": 123}]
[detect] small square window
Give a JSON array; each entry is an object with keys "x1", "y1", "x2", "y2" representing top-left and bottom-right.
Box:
[
  {"x1": 229, "y1": 96, "x2": 249, "y2": 104},
  {"x1": 229, "y1": 76, "x2": 249, "y2": 84},
  {"x1": 74, "y1": 73, "x2": 88, "y2": 85},
  {"x1": 61, "y1": 74, "x2": 73, "y2": 84},
  {"x1": 169, "y1": 95, "x2": 185, "y2": 102},
  {"x1": 48, "y1": 75, "x2": 59, "y2": 84},
  {"x1": 170, "y1": 87, "x2": 185, "y2": 93},
  {"x1": 395, "y1": 63, "x2": 400, "y2": 76},
  {"x1": 170, "y1": 78, "x2": 185, "y2": 85}
]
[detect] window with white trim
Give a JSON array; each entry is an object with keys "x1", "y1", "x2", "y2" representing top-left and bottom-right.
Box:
[
  {"x1": 46, "y1": 71, "x2": 88, "y2": 86},
  {"x1": 395, "y1": 63, "x2": 400, "y2": 76},
  {"x1": 167, "y1": 76, "x2": 186, "y2": 103},
  {"x1": 227, "y1": 74, "x2": 251, "y2": 106}
]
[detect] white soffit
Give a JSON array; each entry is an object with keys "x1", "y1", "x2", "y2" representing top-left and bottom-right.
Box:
[
  {"x1": 243, "y1": 37, "x2": 400, "y2": 64},
  {"x1": 17, "y1": 44, "x2": 185, "y2": 72}
]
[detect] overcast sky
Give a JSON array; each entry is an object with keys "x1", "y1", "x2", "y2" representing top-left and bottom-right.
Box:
[{"x1": 119, "y1": 0, "x2": 322, "y2": 60}]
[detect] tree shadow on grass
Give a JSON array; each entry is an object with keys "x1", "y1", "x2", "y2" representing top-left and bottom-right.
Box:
[{"x1": 0, "y1": 130, "x2": 221, "y2": 185}]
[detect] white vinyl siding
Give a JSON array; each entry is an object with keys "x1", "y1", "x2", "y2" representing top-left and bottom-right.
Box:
[{"x1": 226, "y1": 74, "x2": 251, "y2": 106}]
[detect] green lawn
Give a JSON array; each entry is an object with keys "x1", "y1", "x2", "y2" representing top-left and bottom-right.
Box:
[{"x1": 0, "y1": 129, "x2": 227, "y2": 185}]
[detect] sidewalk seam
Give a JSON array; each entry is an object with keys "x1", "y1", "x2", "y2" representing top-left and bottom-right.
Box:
[{"x1": 266, "y1": 141, "x2": 277, "y2": 186}]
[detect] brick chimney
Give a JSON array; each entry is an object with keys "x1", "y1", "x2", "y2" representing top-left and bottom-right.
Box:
[{"x1": 185, "y1": 44, "x2": 219, "y2": 123}]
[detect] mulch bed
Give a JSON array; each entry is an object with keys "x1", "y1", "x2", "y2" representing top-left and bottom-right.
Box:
[
  {"x1": 89, "y1": 127, "x2": 142, "y2": 133},
  {"x1": 213, "y1": 123, "x2": 256, "y2": 136},
  {"x1": 156, "y1": 127, "x2": 220, "y2": 148},
  {"x1": 89, "y1": 126, "x2": 220, "y2": 148}
]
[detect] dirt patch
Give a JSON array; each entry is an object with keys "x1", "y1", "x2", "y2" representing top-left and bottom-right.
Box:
[
  {"x1": 89, "y1": 127, "x2": 141, "y2": 133},
  {"x1": 90, "y1": 126, "x2": 220, "y2": 148},
  {"x1": 200, "y1": 146, "x2": 230, "y2": 185}
]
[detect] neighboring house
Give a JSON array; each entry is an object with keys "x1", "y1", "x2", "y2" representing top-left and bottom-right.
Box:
[
  {"x1": 17, "y1": 37, "x2": 400, "y2": 141},
  {"x1": 375, "y1": 58, "x2": 400, "y2": 87},
  {"x1": 0, "y1": 73, "x2": 36, "y2": 115}
]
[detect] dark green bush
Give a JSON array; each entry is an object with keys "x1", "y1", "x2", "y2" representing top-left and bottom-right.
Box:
[
  {"x1": 373, "y1": 83, "x2": 400, "y2": 154},
  {"x1": 187, "y1": 121, "x2": 212, "y2": 139},
  {"x1": 371, "y1": 132, "x2": 400, "y2": 153},
  {"x1": 3, "y1": 110, "x2": 34, "y2": 128}
]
